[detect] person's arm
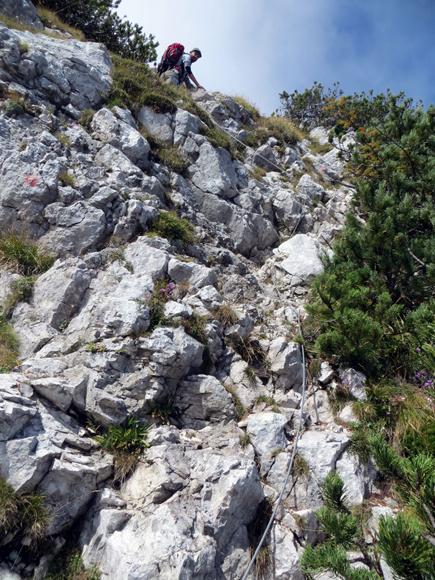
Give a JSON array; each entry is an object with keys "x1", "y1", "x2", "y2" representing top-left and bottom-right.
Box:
[{"x1": 188, "y1": 71, "x2": 205, "y2": 90}]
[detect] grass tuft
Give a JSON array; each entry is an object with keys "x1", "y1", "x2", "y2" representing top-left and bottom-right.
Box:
[
  {"x1": 0, "y1": 477, "x2": 49, "y2": 541},
  {"x1": 0, "y1": 315, "x2": 19, "y2": 372},
  {"x1": 96, "y1": 418, "x2": 149, "y2": 485},
  {"x1": 149, "y1": 211, "x2": 196, "y2": 246},
  {"x1": 0, "y1": 233, "x2": 54, "y2": 275}
]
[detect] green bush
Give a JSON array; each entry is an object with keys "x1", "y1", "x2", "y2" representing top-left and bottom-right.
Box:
[
  {"x1": 35, "y1": 0, "x2": 157, "y2": 62},
  {"x1": 149, "y1": 211, "x2": 196, "y2": 246},
  {"x1": 306, "y1": 96, "x2": 434, "y2": 380},
  {"x1": 378, "y1": 513, "x2": 435, "y2": 580},
  {"x1": 0, "y1": 234, "x2": 54, "y2": 275}
]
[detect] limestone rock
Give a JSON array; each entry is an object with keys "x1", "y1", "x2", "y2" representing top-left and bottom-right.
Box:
[
  {"x1": 0, "y1": 26, "x2": 112, "y2": 109},
  {"x1": 274, "y1": 234, "x2": 324, "y2": 285},
  {"x1": 175, "y1": 374, "x2": 235, "y2": 428},
  {"x1": 91, "y1": 108, "x2": 150, "y2": 169},
  {"x1": 0, "y1": 0, "x2": 42, "y2": 29}
]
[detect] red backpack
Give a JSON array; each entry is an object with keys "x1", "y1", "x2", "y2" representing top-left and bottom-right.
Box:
[{"x1": 157, "y1": 43, "x2": 185, "y2": 75}]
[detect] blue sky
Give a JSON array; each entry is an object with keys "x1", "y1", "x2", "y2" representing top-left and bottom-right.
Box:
[{"x1": 118, "y1": 0, "x2": 435, "y2": 114}]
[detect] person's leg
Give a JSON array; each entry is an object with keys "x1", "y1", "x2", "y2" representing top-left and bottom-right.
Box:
[
  {"x1": 183, "y1": 77, "x2": 195, "y2": 91},
  {"x1": 161, "y1": 69, "x2": 179, "y2": 85}
]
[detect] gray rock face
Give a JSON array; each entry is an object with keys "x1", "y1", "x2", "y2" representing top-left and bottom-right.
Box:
[
  {"x1": 82, "y1": 426, "x2": 264, "y2": 579},
  {"x1": 175, "y1": 374, "x2": 235, "y2": 428},
  {"x1": 137, "y1": 106, "x2": 174, "y2": 143},
  {"x1": 0, "y1": 26, "x2": 112, "y2": 109},
  {"x1": 274, "y1": 234, "x2": 324, "y2": 285},
  {"x1": 189, "y1": 141, "x2": 238, "y2": 198},
  {"x1": 269, "y1": 338, "x2": 303, "y2": 391},
  {"x1": 0, "y1": 0, "x2": 42, "y2": 29},
  {"x1": 91, "y1": 108, "x2": 150, "y2": 169}
]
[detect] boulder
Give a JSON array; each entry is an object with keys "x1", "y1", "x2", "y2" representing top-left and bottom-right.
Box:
[
  {"x1": 274, "y1": 234, "x2": 324, "y2": 285},
  {"x1": 0, "y1": 26, "x2": 112, "y2": 109},
  {"x1": 175, "y1": 375, "x2": 235, "y2": 428},
  {"x1": 0, "y1": 0, "x2": 43, "y2": 29},
  {"x1": 137, "y1": 106, "x2": 174, "y2": 144},
  {"x1": 91, "y1": 108, "x2": 150, "y2": 169}
]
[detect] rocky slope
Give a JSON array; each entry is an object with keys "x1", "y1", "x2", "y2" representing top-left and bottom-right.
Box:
[{"x1": 0, "y1": 5, "x2": 396, "y2": 579}]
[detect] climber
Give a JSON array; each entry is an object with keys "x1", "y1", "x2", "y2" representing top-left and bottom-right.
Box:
[{"x1": 160, "y1": 46, "x2": 205, "y2": 91}]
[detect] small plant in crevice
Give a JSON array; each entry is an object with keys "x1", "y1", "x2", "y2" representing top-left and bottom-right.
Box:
[
  {"x1": 148, "y1": 211, "x2": 196, "y2": 246},
  {"x1": 247, "y1": 498, "x2": 273, "y2": 580},
  {"x1": 212, "y1": 303, "x2": 238, "y2": 326},
  {"x1": 239, "y1": 432, "x2": 251, "y2": 449},
  {"x1": 45, "y1": 549, "x2": 101, "y2": 580},
  {"x1": 148, "y1": 279, "x2": 175, "y2": 331},
  {"x1": 292, "y1": 454, "x2": 310, "y2": 479},
  {"x1": 96, "y1": 418, "x2": 149, "y2": 485},
  {"x1": 255, "y1": 394, "x2": 279, "y2": 412},
  {"x1": 59, "y1": 169, "x2": 76, "y2": 187},
  {"x1": 148, "y1": 397, "x2": 175, "y2": 425},
  {"x1": 2, "y1": 275, "x2": 35, "y2": 318},
  {"x1": 84, "y1": 341, "x2": 107, "y2": 354},
  {"x1": 0, "y1": 314, "x2": 19, "y2": 372},
  {"x1": 225, "y1": 386, "x2": 246, "y2": 420},
  {"x1": 244, "y1": 365, "x2": 258, "y2": 385},
  {"x1": 0, "y1": 477, "x2": 49, "y2": 542},
  {"x1": 0, "y1": 233, "x2": 54, "y2": 276},
  {"x1": 228, "y1": 334, "x2": 267, "y2": 368},
  {"x1": 79, "y1": 108, "x2": 95, "y2": 130}
]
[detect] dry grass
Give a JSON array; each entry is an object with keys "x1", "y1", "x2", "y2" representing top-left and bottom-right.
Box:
[
  {"x1": 36, "y1": 7, "x2": 85, "y2": 40},
  {"x1": 233, "y1": 95, "x2": 261, "y2": 120},
  {"x1": 212, "y1": 303, "x2": 238, "y2": 326}
]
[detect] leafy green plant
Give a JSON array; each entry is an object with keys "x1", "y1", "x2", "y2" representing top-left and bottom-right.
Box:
[
  {"x1": 96, "y1": 418, "x2": 149, "y2": 484},
  {"x1": 0, "y1": 234, "x2": 53, "y2": 276},
  {"x1": 149, "y1": 211, "x2": 196, "y2": 246}
]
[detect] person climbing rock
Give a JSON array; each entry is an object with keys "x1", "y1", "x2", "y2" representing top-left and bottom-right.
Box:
[{"x1": 159, "y1": 45, "x2": 205, "y2": 91}]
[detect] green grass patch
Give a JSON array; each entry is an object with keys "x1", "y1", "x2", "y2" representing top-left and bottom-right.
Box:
[
  {"x1": 2, "y1": 276, "x2": 35, "y2": 318},
  {"x1": 59, "y1": 169, "x2": 75, "y2": 187},
  {"x1": 0, "y1": 476, "x2": 49, "y2": 541},
  {"x1": 149, "y1": 211, "x2": 196, "y2": 246},
  {"x1": 153, "y1": 144, "x2": 189, "y2": 174},
  {"x1": 0, "y1": 315, "x2": 19, "y2": 372},
  {"x1": 46, "y1": 550, "x2": 100, "y2": 580},
  {"x1": 96, "y1": 418, "x2": 149, "y2": 485},
  {"x1": 233, "y1": 95, "x2": 261, "y2": 120},
  {"x1": 245, "y1": 115, "x2": 306, "y2": 149},
  {"x1": 0, "y1": 233, "x2": 54, "y2": 275},
  {"x1": 79, "y1": 108, "x2": 95, "y2": 130}
]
